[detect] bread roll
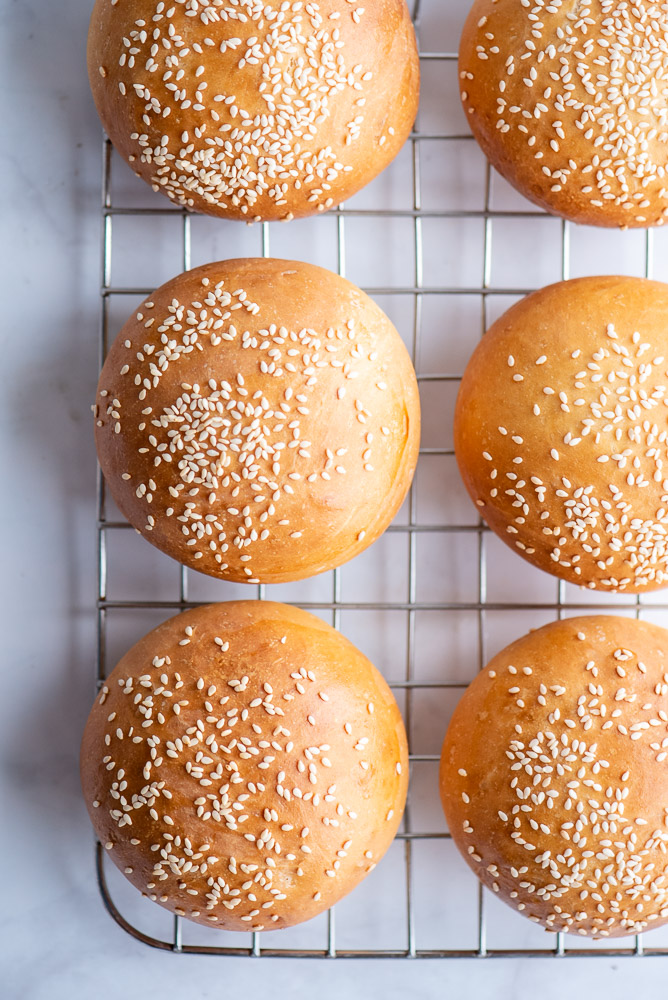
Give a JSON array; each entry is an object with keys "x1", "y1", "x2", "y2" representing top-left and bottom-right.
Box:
[
  {"x1": 81, "y1": 600, "x2": 408, "y2": 930},
  {"x1": 459, "y1": 1, "x2": 668, "y2": 228},
  {"x1": 87, "y1": 0, "x2": 419, "y2": 221},
  {"x1": 440, "y1": 615, "x2": 668, "y2": 938},
  {"x1": 454, "y1": 276, "x2": 668, "y2": 593},
  {"x1": 94, "y1": 258, "x2": 420, "y2": 584}
]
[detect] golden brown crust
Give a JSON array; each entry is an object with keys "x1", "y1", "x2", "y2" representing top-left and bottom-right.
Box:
[
  {"x1": 454, "y1": 276, "x2": 668, "y2": 592},
  {"x1": 440, "y1": 615, "x2": 668, "y2": 938},
  {"x1": 81, "y1": 600, "x2": 408, "y2": 931},
  {"x1": 94, "y1": 258, "x2": 420, "y2": 584},
  {"x1": 87, "y1": 0, "x2": 419, "y2": 221},
  {"x1": 459, "y1": 1, "x2": 668, "y2": 228}
]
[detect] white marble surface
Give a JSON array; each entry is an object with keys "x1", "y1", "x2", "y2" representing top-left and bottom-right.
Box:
[{"x1": 3, "y1": 0, "x2": 668, "y2": 996}]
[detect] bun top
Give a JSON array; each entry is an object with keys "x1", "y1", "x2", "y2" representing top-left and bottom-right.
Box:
[
  {"x1": 81, "y1": 600, "x2": 408, "y2": 930},
  {"x1": 454, "y1": 276, "x2": 668, "y2": 593},
  {"x1": 87, "y1": 0, "x2": 419, "y2": 220},
  {"x1": 94, "y1": 258, "x2": 420, "y2": 584},
  {"x1": 440, "y1": 615, "x2": 668, "y2": 938},
  {"x1": 459, "y1": 0, "x2": 668, "y2": 227}
]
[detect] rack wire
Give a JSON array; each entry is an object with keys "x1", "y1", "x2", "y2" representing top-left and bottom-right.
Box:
[{"x1": 94, "y1": 0, "x2": 668, "y2": 959}]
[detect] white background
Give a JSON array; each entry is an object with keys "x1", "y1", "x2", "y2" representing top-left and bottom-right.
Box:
[{"x1": 5, "y1": 0, "x2": 668, "y2": 995}]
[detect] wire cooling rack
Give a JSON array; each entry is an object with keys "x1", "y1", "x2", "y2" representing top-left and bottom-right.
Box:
[{"x1": 94, "y1": 0, "x2": 668, "y2": 959}]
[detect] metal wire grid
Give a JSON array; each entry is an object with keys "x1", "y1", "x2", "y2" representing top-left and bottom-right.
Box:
[{"x1": 92, "y1": 0, "x2": 668, "y2": 958}]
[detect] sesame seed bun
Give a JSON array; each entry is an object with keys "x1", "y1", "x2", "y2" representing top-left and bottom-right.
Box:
[
  {"x1": 94, "y1": 258, "x2": 420, "y2": 584},
  {"x1": 81, "y1": 600, "x2": 408, "y2": 930},
  {"x1": 440, "y1": 615, "x2": 668, "y2": 938},
  {"x1": 459, "y1": 1, "x2": 668, "y2": 228},
  {"x1": 87, "y1": 0, "x2": 419, "y2": 221},
  {"x1": 454, "y1": 276, "x2": 668, "y2": 592}
]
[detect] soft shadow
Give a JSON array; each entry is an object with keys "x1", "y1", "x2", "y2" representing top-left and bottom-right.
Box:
[{"x1": 1, "y1": 0, "x2": 105, "y2": 908}]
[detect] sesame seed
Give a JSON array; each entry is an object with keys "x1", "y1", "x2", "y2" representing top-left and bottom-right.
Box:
[
  {"x1": 96, "y1": 0, "x2": 407, "y2": 220},
  {"x1": 96, "y1": 262, "x2": 408, "y2": 581},
  {"x1": 461, "y1": 2, "x2": 668, "y2": 225}
]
